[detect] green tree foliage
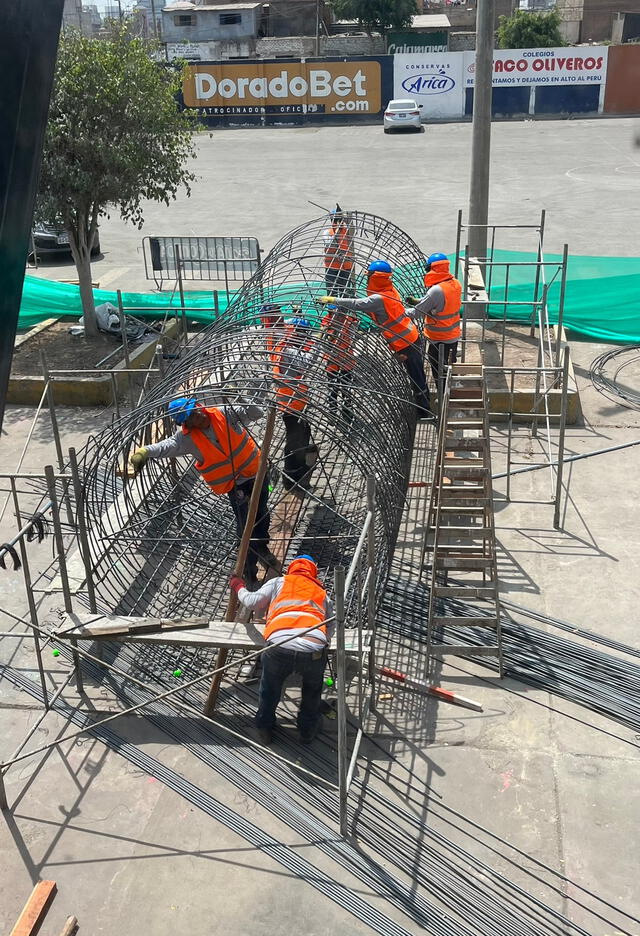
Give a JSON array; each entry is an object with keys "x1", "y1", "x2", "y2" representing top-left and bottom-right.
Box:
[
  {"x1": 38, "y1": 24, "x2": 196, "y2": 335},
  {"x1": 497, "y1": 9, "x2": 565, "y2": 49},
  {"x1": 330, "y1": 0, "x2": 416, "y2": 35}
]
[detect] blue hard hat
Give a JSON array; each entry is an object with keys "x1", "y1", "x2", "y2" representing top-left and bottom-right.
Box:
[
  {"x1": 295, "y1": 554, "x2": 314, "y2": 562},
  {"x1": 287, "y1": 317, "x2": 311, "y2": 328},
  {"x1": 260, "y1": 302, "x2": 281, "y2": 313},
  {"x1": 427, "y1": 252, "x2": 448, "y2": 265},
  {"x1": 326, "y1": 304, "x2": 338, "y2": 311},
  {"x1": 368, "y1": 259, "x2": 393, "y2": 274},
  {"x1": 168, "y1": 397, "x2": 196, "y2": 425}
]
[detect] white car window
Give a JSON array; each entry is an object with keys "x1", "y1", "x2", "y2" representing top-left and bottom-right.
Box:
[{"x1": 388, "y1": 100, "x2": 417, "y2": 111}]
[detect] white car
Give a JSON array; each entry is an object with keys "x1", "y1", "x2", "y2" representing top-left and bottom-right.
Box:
[{"x1": 383, "y1": 99, "x2": 423, "y2": 133}]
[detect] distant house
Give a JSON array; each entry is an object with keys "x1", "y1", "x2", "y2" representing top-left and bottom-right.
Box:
[{"x1": 162, "y1": 1, "x2": 262, "y2": 46}]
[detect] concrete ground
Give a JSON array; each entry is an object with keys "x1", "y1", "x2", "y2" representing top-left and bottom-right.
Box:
[
  {"x1": 2, "y1": 118, "x2": 640, "y2": 934},
  {"x1": 27, "y1": 117, "x2": 640, "y2": 295}
]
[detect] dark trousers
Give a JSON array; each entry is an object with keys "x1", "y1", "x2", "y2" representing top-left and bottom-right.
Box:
[
  {"x1": 256, "y1": 644, "x2": 327, "y2": 736},
  {"x1": 327, "y1": 369, "x2": 354, "y2": 424},
  {"x1": 227, "y1": 474, "x2": 270, "y2": 579},
  {"x1": 403, "y1": 340, "x2": 431, "y2": 416},
  {"x1": 428, "y1": 341, "x2": 458, "y2": 396},
  {"x1": 325, "y1": 266, "x2": 353, "y2": 295},
  {"x1": 282, "y1": 412, "x2": 316, "y2": 489}
]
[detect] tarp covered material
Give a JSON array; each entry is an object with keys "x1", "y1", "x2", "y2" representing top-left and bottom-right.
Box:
[
  {"x1": 17, "y1": 277, "x2": 232, "y2": 329},
  {"x1": 16, "y1": 250, "x2": 640, "y2": 344}
]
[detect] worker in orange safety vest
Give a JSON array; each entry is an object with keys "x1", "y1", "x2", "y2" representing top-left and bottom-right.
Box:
[
  {"x1": 266, "y1": 309, "x2": 320, "y2": 494},
  {"x1": 408, "y1": 252, "x2": 462, "y2": 397},
  {"x1": 129, "y1": 397, "x2": 278, "y2": 584},
  {"x1": 319, "y1": 259, "x2": 432, "y2": 419},
  {"x1": 230, "y1": 554, "x2": 334, "y2": 745},
  {"x1": 322, "y1": 204, "x2": 354, "y2": 296},
  {"x1": 321, "y1": 302, "x2": 357, "y2": 424}
]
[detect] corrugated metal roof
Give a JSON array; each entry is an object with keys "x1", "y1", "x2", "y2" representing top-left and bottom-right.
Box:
[{"x1": 411, "y1": 14, "x2": 452, "y2": 27}]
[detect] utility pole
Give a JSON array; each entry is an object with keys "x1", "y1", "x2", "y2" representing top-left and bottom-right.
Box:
[
  {"x1": 314, "y1": 0, "x2": 321, "y2": 57},
  {"x1": 467, "y1": 0, "x2": 495, "y2": 265}
]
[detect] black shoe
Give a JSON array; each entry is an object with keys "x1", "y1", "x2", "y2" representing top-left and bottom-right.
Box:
[
  {"x1": 254, "y1": 544, "x2": 282, "y2": 573},
  {"x1": 300, "y1": 723, "x2": 320, "y2": 745}
]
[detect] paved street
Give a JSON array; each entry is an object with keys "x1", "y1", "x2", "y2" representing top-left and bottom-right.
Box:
[{"x1": 29, "y1": 117, "x2": 640, "y2": 293}]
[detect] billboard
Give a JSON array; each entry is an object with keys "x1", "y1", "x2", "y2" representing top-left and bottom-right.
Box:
[
  {"x1": 394, "y1": 53, "x2": 464, "y2": 119},
  {"x1": 183, "y1": 60, "x2": 382, "y2": 117},
  {"x1": 463, "y1": 47, "x2": 608, "y2": 88},
  {"x1": 387, "y1": 31, "x2": 448, "y2": 54}
]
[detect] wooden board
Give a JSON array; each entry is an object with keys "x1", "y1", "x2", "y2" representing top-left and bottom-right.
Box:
[
  {"x1": 9, "y1": 881, "x2": 57, "y2": 936},
  {"x1": 58, "y1": 611, "x2": 371, "y2": 654},
  {"x1": 57, "y1": 917, "x2": 78, "y2": 936}
]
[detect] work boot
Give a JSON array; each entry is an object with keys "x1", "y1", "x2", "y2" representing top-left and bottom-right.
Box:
[{"x1": 253, "y1": 543, "x2": 282, "y2": 573}]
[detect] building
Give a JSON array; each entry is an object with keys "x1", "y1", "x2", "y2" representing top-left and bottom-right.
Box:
[{"x1": 163, "y1": 1, "x2": 263, "y2": 58}]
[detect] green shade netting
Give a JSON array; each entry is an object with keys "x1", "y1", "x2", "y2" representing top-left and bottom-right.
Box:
[
  {"x1": 17, "y1": 250, "x2": 640, "y2": 344},
  {"x1": 460, "y1": 249, "x2": 640, "y2": 344}
]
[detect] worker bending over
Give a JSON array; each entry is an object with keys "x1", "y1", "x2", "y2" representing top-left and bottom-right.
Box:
[
  {"x1": 321, "y1": 302, "x2": 357, "y2": 425},
  {"x1": 322, "y1": 204, "x2": 354, "y2": 296},
  {"x1": 409, "y1": 252, "x2": 462, "y2": 397},
  {"x1": 320, "y1": 259, "x2": 432, "y2": 418},
  {"x1": 130, "y1": 397, "x2": 277, "y2": 585},
  {"x1": 268, "y1": 310, "x2": 319, "y2": 494},
  {"x1": 230, "y1": 554, "x2": 333, "y2": 745}
]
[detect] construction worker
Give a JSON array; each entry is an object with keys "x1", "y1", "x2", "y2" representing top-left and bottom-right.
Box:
[
  {"x1": 321, "y1": 302, "x2": 357, "y2": 424},
  {"x1": 322, "y1": 204, "x2": 354, "y2": 296},
  {"x1": 409, "y1": 252, "x2": 462, "y2": 397},
  {"x1": 130, "y1": 397, "x2": 277, "y2": 584},
  {"x1": 230, "y1": 554, "x2": 334, "y2": 745},
  {"x1": 320, "y1": 259, "x2": 432, "y2": 419},
  {"x1": 270, "y1": 312, "x2": 319, "y2": 494}
]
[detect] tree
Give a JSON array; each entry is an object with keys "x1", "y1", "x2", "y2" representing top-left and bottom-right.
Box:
[
  {"x1": 497, "y1": 9, "x2": 565, "y2": 49},
  {"x1": 330, "y1": 0, "x2": 416, "y2": 36},
  {"x1": 38, "y1": 24, "x2": 196, "y2": 336}
]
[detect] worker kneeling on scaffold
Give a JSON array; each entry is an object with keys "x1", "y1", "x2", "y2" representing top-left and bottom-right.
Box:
[
  {"x1": 230, "y1": 554, "x2": 334, "y2": 746},
  {"x1": 269, "y1": 311, "x2": 320, "y2": 494},
  {"x1": 319, "y1": 259, "x2": 432, "y2": 419},
  {"x1": 129, "y1": 397, "x2": 279, "y2": 586}
]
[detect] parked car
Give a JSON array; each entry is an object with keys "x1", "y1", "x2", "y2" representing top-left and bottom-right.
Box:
[
  {"x1": 383, "y1": 99, "x2": 423, "y2": 133},
  {"x1": 30, "y1": 220, "x2": 101, "y2": 258}
]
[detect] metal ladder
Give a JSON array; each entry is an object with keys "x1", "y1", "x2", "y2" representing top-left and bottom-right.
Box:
[{"x1": 422, "y1": 363, "x2": 504, "y2": 676}]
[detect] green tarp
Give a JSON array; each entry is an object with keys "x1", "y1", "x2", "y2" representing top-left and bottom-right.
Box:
[{"x1": 17, "y1": 250, "x2": 640, "y2": 344}]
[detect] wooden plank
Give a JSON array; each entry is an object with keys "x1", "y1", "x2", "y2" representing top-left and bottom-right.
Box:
[
  {"x1": 57, "y1": 612, "x2": 369, "y2": 654},
  {"x1": 9, "y1": 881, "x2": 57, "y2": 936}
]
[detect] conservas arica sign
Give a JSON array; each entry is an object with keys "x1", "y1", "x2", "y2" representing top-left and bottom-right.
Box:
[{"x1": 183, "y1": 61, "x2": 381, "y2": 115}]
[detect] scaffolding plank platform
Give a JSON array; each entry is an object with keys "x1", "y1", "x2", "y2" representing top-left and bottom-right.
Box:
[{"x1": 58, "y1": 612, "x2": 370, "y2": 654}]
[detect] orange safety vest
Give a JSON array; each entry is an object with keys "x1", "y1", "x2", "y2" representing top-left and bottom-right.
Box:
[
  {"x1": 324, "y1": 223, "x2": 354, "y2": 271},
  {"x1": 367, "y1": 271, "x2": 419, "y2": 352},
  {"x1": 263, "y1": 570, "x2": 328, "y2": 644},
  {"x1": 185, "y1": 406, "x2": 260, "y2": 494},
  {"x1": 272, "y1": 326, "x2": 309, "y2": 414},
  {"x1": 423, "y1": 264, "x2": 462, "y2": 343},
  {"x1": 322, "y1": 309, "x2": 357, "y2": 373}
]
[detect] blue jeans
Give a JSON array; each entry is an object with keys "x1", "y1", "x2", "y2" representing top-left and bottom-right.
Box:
[{"x1": 256, "y1": 645, "x2": 327, "y2": 736}]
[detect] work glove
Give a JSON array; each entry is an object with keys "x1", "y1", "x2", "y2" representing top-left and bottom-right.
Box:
[
  {"x1": 405, "y1": 295, "x2": 420, "y2": 307},
  {"x1": 229, "y1": 575, "x2": 245, "y2": 594},
  {"x1": 318, "y1": 295, "x2": 337, "y2": 304},
  {"x1": 129, "y1": 447, "x2": 148, "y2": 474}
]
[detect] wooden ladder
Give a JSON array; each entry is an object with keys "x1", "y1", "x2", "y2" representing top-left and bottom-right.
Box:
[{"x1": 423, "y1": 363, "x2": 504, "y2": 676}]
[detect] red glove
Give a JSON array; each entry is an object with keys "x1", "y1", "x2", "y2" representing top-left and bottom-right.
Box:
[{"x1": 229, "y1": 575, "x2": 245, "y2": 594}]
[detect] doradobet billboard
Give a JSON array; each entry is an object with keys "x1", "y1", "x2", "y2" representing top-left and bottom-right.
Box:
[{"x1": 183, "y1": 61, "x2": 382, "y2": 117}]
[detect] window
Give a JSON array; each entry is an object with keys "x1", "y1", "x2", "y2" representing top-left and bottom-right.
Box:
[
  {"x1": 174, "y1": 13, "x2": 196, "y2": 26},
  {"x1": 219, "y1": 12, "x2": 242, "y2": 24}
]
